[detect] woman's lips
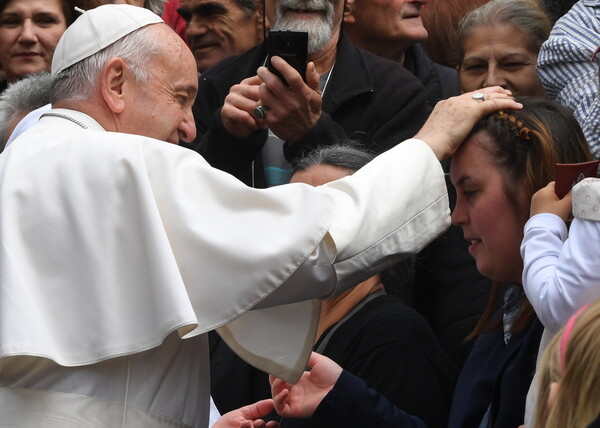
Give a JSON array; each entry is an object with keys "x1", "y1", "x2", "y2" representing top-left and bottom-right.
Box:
[
  {"x1": 467, "y1": 239, "x2": 481, "y2": 255},
  {"x1": 15, "y1": 52, "x2": 40, "y2": 58}
]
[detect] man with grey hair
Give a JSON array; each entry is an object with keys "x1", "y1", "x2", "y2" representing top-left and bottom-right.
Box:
[
  {"x1": 0, "y1": 73, "x2": 53, "y2": 151},
  {"x1": 177, "y1": 0, "x2": 265, "y2": 73},
  {"x1": 0, "y1": 3, "x2": 520, "y2": 428},
  {"x1": 187, "y1": 0, "x2": 431, "y2": 188}
]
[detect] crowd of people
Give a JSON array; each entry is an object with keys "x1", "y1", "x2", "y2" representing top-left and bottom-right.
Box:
[{"x1": 0, "y1": 0, "x2": 598, "y2": 428}]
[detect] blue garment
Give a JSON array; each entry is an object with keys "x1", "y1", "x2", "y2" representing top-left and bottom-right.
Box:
[
  {"x1": 447, "y1": 317, "x2": 544, "y2": 428},
  {"x1": 314, "y1": 371, "x2": 427, "y2": 428}
]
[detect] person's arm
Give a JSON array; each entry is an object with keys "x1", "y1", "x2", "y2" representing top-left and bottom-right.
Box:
[
  {"x1": 521, "y1": 212, "x2": 570, "y2": 333},
  {"x1": 229, "y1": 88, "x2": 523, "y2": 304},
  {"x1": 521, "y1": 180, "x2": 600, "y2": 333},
  {"x1": 271, "y1": 353, "x2": 428, "y2": 428},
  {"x1": 181, "y1": 88, "x2": 523, "y2": 383},
  {"x1": 313, "y1": 371, "x2": 428, "y2": 428}
]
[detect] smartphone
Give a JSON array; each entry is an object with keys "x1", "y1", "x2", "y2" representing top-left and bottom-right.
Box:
[{"x1": 266, "y1": 30, "x2": 308, "y2": 86}]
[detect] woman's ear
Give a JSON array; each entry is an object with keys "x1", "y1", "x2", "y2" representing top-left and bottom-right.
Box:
[
  {"x1": 343, "y1": 0, "x2": 356, "y2": 24},
  {"x1": 100, "y1": 57, "x2": 129, "y2": 114}
]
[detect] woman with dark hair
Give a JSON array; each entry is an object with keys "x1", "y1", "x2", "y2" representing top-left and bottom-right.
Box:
[{"x1": 269, "y1": 97, "x2": 595, "y2": 428}]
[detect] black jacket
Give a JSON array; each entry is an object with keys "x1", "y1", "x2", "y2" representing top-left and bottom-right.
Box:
[
  {"x1": 189, "y1": 34, "x2": 429, "y2": 187},
  {"x1": 404, "y1": 44, "x2": 461, "y2": 108}
]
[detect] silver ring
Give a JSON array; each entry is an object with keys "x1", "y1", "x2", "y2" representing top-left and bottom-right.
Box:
[
  {"x1": 472, "y1": 92, "x2": 485, "y2": 102},
  {"x1": 254, "y1": 105, "x2": 269, "y2": 119}
]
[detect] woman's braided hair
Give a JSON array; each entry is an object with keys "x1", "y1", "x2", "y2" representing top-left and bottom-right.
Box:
[{"x1": 467, "y1": 96, "x2": 595, "y2": 338}]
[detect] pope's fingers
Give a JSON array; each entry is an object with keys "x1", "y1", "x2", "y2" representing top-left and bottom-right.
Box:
[
  {"x1": 482, "y1": 97, "x2": 524, "y2": 112},
  {"x1": 476, "y1": 86, "x2": 514, "y2": 96}
]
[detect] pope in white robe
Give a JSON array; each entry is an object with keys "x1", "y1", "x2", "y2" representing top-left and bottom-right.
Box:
[{"x1": 0, "y1": 4, "x2": 522, "y2": 428}]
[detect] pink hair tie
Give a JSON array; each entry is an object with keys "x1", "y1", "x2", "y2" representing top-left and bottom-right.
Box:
[{"x1": 560, "y1": 304, "x2": 590, "y2": 375}]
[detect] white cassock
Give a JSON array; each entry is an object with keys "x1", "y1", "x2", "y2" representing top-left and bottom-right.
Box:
[{"x1": 0, "y1": 109, "x2": 450, "y2": 427}]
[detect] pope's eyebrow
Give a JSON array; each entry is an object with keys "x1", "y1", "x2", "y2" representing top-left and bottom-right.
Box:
[{"x1": 186, "y1": 85, "x2": 198, "y2": 100}]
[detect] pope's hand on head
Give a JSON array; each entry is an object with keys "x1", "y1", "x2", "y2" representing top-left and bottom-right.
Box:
[
  {"x1": 255, "y1": 58, "x2": 322, "y2": 143},
  {"x1": 415, "y1": 86, "x2": 524, "y2": 160}
]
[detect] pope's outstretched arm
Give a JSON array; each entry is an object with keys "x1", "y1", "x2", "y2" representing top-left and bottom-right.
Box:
[{"x1": 216, "y1": 88, "x2": 522, "y2": 381}]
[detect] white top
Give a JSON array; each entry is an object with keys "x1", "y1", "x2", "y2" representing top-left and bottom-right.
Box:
[
  {"x1": 521, "y1": 177, "x2": 600, "y2": 427},
  {"x1": 521, "y1": 178, "x2": 600, "y2": 334},
  {"x1": 0, "y1": 109, "x2": 450, "y2": 427}
]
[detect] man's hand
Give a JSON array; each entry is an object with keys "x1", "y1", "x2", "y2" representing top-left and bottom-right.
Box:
[
  {"x1": 414, "y1": 87, "x2": 523, "y2": 160},
  {"x1": 270, "y1": 352, "x2": 343, "y2": 419},
  {"x1": 255, "y1": 57, "x2": 322, "y2": 143},
  {"x1": 212, "y1": 399, "x2": 280, "y2": 428},
  {"x1": 221, "y1": 75, "x2": 266, "y2": 139},
  {"x1": 530, "y1": 181, "x2": 573, "y2": 220}
]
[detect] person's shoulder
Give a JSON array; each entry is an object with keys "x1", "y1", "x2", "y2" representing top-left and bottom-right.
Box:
[
  {"x1": 349, "y1": 44, "x2": 427, "y2": 93},
  {"x1": 356, "y1": 46, "x2": 412, "y2": 74},
  {"x1": 336, "y1": 35, "x2": 410, "y2": 75},
  {"x1": 573, "y1": 177, "x2": 600, "y2": 221}
]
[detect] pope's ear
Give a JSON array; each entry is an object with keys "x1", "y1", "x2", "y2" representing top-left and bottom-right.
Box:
[
  {"x1": 343, "y1": 0, "x2": 356, "y2": 24},
  {"x1": 100, "y1": 57, "x2": 129, "y2": 114}
]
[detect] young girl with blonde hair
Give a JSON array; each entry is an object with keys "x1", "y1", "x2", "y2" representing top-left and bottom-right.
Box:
[{"x1": 536, "y1": 299, "x2": 600, "y2": 428}]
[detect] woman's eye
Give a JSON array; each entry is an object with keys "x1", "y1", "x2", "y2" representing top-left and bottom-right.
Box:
[
  {"x1": 0, "y1": 17, "x2": 20, "y2": 27},
  {"x1": 35, "y1": 14, "x2": 59, "y2": 26},
  {"x1": 503, "y1": 62, "x2": 525, "y2": 70},
  {"x1": 464, "y1": 64, "x2": 486, "y2": 73}
]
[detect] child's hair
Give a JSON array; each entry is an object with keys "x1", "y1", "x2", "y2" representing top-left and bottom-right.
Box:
[{"x1": 536, "y1": 299, "x2": 600, "y2": 427}]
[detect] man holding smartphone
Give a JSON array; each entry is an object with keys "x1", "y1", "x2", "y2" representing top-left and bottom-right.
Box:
[{"x1": 186, "y1": 0, "x2": 430, "y2": 188}]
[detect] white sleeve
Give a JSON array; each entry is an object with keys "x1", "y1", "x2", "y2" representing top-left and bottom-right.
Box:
[
  {"x1": 258, "y1": 138, "x2": 450, "y2": 304},
  {"x1": 321, "y1": 138, "x2": 450, "y2": 292},
  {"x1": 219, "y1": 139, "x2": 450, "y2": 382},
  {"x1": 521, "y1": 212, "x2": 600, "y2": 333}
]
